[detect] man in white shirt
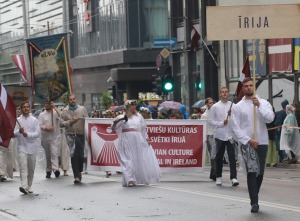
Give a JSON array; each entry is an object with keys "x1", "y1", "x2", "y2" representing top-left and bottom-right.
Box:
[
  {"x1": 201, "y1": 97, "x2": 216, "y2": 181},
  {"x1": 231, "y1": 78, "x2": 274, "y2": 213},
  {"x1": 38, "y1": 100, "x2": 60, "y2": 178},
  {"x1": 208, "y1": 87, "x2": 239, "y2": 186},
  {"x1": 14, "y1": 101, "x2": 40, "y2": 194}
]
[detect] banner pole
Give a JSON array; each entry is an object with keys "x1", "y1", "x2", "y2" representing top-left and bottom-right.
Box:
[{"x1": 252, "y1": 40, "x2": 257, "y2": 140}]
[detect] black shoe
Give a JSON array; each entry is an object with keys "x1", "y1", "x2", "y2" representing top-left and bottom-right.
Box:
[
  {"x1": 210, "y1": 176, "x2": 216, "y2": 181},
  {"x1": 0, "y1": 176, "x2": 7, "y2": 182},
  {"x1": 46, "y1": 172, "x2": 51, "y2": 178},
  {"x1": 54, "y1": 170, "x2": 60, "y2": 178},
  {"x1": 74, "y1": 177, "x2": 81, "y2": 184},
  {"x1": 19, "y1": 187, "x2": 28, "y2": 194},
  {"x1": 251, "y1": 204, "x2": 259, "y2": 213}
]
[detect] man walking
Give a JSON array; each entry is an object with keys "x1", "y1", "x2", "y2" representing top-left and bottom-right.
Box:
[
  {"x1": 231, "y1": 78, "x2": 274, "y2": 213},
  {"x1": 38, "y1": 99, "x2": 60, "y2": 178},
  {"x1": 208, "y1": 87, "x2": 239, "y2": 186},
  {"x1": 61, "y1": 94, "x2": 88, "y2": 184},
  {"x1": 201, "y1": 97, "x2": 216, "y2": 181},
  {"x1": 14, "y1": 101, "x2": 40, "y2": 194}
]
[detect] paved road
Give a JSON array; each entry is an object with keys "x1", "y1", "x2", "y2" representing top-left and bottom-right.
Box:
[{"x1": 0, "y1": 165, "x2": 299, "y2": 221}]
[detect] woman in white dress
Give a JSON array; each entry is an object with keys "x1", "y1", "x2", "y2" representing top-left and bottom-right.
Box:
[{"x1": 112, "y1": 100, "x2": 161, "y2": 187}]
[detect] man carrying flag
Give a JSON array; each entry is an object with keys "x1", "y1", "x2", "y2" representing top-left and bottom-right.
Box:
[
  {"x1": 14, "y1": 101, "x2": 41, "y2": 194},
  {"x1": 231, "y1": 77, "x2": 274, "y2": 213}
]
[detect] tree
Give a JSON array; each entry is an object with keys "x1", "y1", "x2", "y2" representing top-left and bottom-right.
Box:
[{"x1": 101, "y1": 91, "x2": 113, "y2": 110}]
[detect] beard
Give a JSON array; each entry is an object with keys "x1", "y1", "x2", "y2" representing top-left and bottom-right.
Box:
[{"x1": 244, "y1": 91, "x2": 253, "y2": 96}]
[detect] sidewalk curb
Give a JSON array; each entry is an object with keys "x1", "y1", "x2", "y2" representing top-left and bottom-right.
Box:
[{"x1": 274, "y1": 163, "x2": 300, "y2": 169}]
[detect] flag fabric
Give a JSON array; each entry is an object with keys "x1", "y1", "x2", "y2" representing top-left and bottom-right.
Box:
[
  {"x1": 235, "y1": 56, "x2": 251, "y2": 101},
  {"x1": 190, "y1": 27, "x2": 200, "y2": 52},
  {"x1": 27, "y1": 33, "x2": 72, "y2": 102},
  {"x1": 0, "y1": 83, "x2": 17, "y2": 148},
  {"x1": 11, "y1": 54, "x2": 29, "y2": 85}
]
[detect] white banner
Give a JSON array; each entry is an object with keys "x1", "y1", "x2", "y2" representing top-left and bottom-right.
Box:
[{"x1": 207, "y1": 4, "x2": 300, "y2": 40}]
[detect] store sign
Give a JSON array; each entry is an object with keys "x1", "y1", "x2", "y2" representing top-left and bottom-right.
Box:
[{"x1": 207, "y1": 4, "x2": 300, "y2": 40}]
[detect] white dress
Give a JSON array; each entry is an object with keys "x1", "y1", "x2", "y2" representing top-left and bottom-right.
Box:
[{"x1": 112, "y1": 113, "x2": 161, "y2": 186}]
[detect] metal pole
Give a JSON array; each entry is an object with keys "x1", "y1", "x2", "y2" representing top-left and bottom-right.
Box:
[
  {"x1": 47, "y1": 21, "x2": 50, "y2": 35},
  {"x1": 268, "y1": 74, "x2": 273, "y2": 106}
]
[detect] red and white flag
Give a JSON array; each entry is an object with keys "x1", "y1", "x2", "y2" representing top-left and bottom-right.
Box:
[
  {"x1": 235, "y1": 56, "x2": 251, "y2": 101},
  {"x1": 0, "y1": 83, "x2": 17, "y2": 148},
  {"x1": 190, "y1": 27, "x2": 200, "y2": 52},
  {"x1": 11, "y1": 54, "x2": 29, "y2": 85}
]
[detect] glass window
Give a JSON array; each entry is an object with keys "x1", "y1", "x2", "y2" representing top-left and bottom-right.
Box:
[{"x1": 91, "y1": 93, "x2": 101, "y2": 110}]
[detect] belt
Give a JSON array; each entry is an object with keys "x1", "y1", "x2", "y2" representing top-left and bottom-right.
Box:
[
  {"x1": 67, "y1": 133, "x2": 84, "y2": 136},
  {"x1": 122, "y1": 128, "x2": 138, "y2": 133}
]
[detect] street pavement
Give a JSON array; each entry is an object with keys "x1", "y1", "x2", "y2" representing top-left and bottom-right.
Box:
[{"x1": 0, "y1": 164, "x2": 299, "y2": 221}]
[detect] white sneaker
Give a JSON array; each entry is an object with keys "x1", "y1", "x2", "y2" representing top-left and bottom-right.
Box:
[
  {"x1": 232, "y1": 178, "x2": 239, "y2": 186},
  {"x1": 27, "y1": 187, "x2": 33, "y2": 193},
  {"x1": 216, "y1": 177, "x2": 222, "y2": 185}
]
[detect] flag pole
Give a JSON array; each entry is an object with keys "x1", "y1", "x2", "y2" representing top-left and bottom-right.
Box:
[
  {"x1": 200, "y1": 38, "x2": 220, "y2": 69},
  {"x1": 252, "y1": 40, "x2": 257, "y2": 140}
]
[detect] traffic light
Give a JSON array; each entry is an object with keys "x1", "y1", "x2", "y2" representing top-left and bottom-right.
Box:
[
  {"x1": 152, "y1": 73, "x2": 162, "y2": 95},
  {"x1": 162, "y1": 74, "x2": 174, "y2": 93},
  {"x1": 194, "y1": 73, "x2": 202, "y2": 90}
]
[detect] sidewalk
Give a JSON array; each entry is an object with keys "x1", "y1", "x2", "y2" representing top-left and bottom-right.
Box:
[{"x1": 275, "y1": 162, "x2": 300, "y2": 169}]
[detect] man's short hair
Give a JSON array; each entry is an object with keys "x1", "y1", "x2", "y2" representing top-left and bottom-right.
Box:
[
  {"x1": 68, "y1": 93, "x2": 76, "y2": 99},
  {"x1": 20, "y1": 101, "x2": 30, "y2": 109},
  {"x1": 205, "y1": 97, "x2": 214, "y2": 104},
  {"x1": 242, "y1": 77, "x2": 253, "y2": 84}
]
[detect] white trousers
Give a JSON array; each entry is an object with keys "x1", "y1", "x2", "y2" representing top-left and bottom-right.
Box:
[
  {"x1": 18, "y1": 151, "x2": 36, "y2": 189},
  {"x1": 58, "y1": 131, "x2": 70, "y2": 171},
  {"x1": 41, "y1": 139, "x2": 59, "y2": 172},
  {"x1": 0, "y1": 142, "x2": 14, "y2": 179}
]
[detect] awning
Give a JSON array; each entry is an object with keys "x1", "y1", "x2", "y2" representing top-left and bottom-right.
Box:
[{"x1": 110, "y1": 67, "x2": 157, "y2": 81}]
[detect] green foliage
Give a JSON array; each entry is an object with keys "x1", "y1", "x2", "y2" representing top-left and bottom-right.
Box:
[{"x1": 101, "y1": 91, "x2": 113, "y2": 110}]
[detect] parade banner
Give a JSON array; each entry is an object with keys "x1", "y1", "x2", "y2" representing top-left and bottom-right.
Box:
[
  {"x1": 5, "y1": 86, "x2": 31, "y2": 107},
  {"x1": 85, "y1": 119, "x2": 206, "y2": 172},
  {"x1": 26, "y1": 33, "x2": 72, "y2": 102}
]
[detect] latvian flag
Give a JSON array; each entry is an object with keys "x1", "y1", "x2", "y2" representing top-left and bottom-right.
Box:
[
  {"x1": 235, "y1": 56, "x2": 251, "y2": 101},
  {"x1": 0, "y1": 83, "x2": 17, "y2": 148},
  {"x1": 190, "y1": 27, "x2": 200, "y2": 52},
  {"x1": 11, "y1": 54, "x2": 29, "y2": 85},
  {"x1": 268, "y1": 38, "x2": 292, "y2": 73}
]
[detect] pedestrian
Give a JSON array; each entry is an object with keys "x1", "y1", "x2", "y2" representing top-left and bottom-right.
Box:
[
  {"x1": 14, "y1": 101, "x2": 41, "y2": 194},
  {"x1": 208, "y1": 87, "x2": 239, "y2": 186},
  {"x1": 38, "y1": 99, "x2": 61, "y2": 178},
  {"x1": 266, "y1": 107, "x2": 278, "y2": 167},
  {"x1": 231, "y1": 77, "x2": 275, "y2": 213},
  {"x1": 274, "y1": 99, "x2": 289, "y2": 162},
  {"x1": 52, "y1": 106, "x2": 70, "y2": 176},
  {"x1": 201, "y1": 97, "x2": 216, "y2": 181},
  {"x1": 61, "y1": 93, "x2": 88, "y2": 184},
  {"x1": 179, "y1": 104, "x2": 189, "y2": 119},
  {"x1": 279, "y1": 104, "x2": 300, "y2": 163},
  {"x1": 112, "y1": 100, "x2": 161, "y2": 187},
  {"x1": 0, "y1": 145, "x2": 12, "y2": 181}
]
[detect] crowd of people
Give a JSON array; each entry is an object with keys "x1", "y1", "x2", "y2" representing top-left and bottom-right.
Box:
[{"x1": 1, "y1": 77, "x2": 300, "y2": 214}]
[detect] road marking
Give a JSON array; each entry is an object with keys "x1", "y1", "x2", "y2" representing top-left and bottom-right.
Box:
[
  {"x1": 0, "y1": 210, "x2": 19, "y2": 220},
  {"x1": 85, "y1": 173, "x2": 300, "y2": 212},
  {"x1": 150, "y1": 185, "x2": 300, "y2": 213}
]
